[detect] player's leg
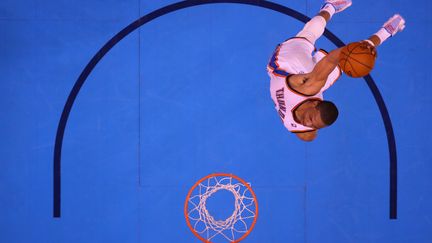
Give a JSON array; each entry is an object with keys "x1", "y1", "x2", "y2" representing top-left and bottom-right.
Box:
[
  {"x1": 365, "y1": 14, "x2": 406, "y2": 46},
  {"x1": 296, "y1": 0, "x2": 352, "y2": 45}
]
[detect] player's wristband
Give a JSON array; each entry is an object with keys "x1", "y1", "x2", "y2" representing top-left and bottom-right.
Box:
[
  {"x1": 363, "y1": 39, "x2": 375, "y2": 47},
  {"x1": 375, "y1": 27, "x2": 392, "y2": 43}
]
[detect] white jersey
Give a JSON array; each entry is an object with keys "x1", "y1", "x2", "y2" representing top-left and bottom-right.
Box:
[{"x1": 268, "y1": 37, "x2": 342, "y2": 133}]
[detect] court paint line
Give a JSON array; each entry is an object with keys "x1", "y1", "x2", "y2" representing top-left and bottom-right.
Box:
[{"x1": 53, "y1": 0, "x2": 397, "y2": 219}]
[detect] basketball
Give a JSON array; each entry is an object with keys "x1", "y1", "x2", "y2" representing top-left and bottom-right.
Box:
[{"x1": 339, "y1": 42, "x2": 377, "y2": 78}]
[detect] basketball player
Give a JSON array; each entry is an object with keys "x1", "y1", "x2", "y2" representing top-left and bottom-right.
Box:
[{"x1": 268, "y1": 0, "x2": 405, "y2": 141}]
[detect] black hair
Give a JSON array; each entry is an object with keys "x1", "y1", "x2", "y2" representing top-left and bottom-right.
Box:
[{"x1": 317, "y1": 101, "x2": 339, "y2": 126}]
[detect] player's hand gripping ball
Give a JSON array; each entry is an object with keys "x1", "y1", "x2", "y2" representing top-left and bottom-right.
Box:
[{"x1": 339, "y1": 41, "x2": 377, "y2": 78}]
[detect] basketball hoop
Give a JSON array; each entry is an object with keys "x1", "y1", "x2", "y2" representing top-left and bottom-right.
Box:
[{"x1": 184, "y1": 173, "x2": 258, "y2": 243}]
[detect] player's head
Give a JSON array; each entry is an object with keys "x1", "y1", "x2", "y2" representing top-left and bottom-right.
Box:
[
  {"x1": 302, "y1": 100, "x2": 338, "y2": 129},
  {"x1": 317, "y1": 100, "x2": 339, "y2": 127}
]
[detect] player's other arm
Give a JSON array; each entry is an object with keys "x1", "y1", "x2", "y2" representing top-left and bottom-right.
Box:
[
  {"x1": 295, "y1": 130, "x2": 317, "y2": 142},
  {"x1": 288, "y1": 48, "x2": 343, "y2": 96}
]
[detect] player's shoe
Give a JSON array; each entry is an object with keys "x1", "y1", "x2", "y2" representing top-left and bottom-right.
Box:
[
  {"x1": 382, "y1": 14, "x2": 406, "y2": 36},
  {"x1": 321, "y1": 0, "x2": 352, "y2": 13}
]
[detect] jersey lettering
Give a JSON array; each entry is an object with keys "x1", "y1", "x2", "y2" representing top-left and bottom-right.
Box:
[{"x1": 275, "y1": 88, "x2": 286, "y2": 119}]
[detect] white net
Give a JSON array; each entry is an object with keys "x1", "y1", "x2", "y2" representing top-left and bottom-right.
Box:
[{"x1": 185, "y1": 175, "x2": 258, "y2": 243}]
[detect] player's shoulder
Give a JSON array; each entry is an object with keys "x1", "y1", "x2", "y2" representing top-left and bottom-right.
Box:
[{"x1": 294, "y1": 130, "x2": 317, "y2": 142}]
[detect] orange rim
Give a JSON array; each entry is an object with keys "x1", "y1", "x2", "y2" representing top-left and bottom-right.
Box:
[{"x1": 184, "y1": 173, "x2": 259, "y2": 243}]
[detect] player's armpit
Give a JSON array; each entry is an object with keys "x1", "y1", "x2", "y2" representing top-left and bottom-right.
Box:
[
  {"x1": 286, "y1": 73, "x2": 322, "y2": 96},
  {"x1": 290, "y1": 73, "x2": 325, "y2": 96},
  {"x1": 295, "y1": 130, "x2": 317, "y2": 142}
]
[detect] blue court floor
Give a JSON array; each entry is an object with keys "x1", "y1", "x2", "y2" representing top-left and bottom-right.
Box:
[{"x1": 1, "y1": 0, "x2": 431, "y2": 242}]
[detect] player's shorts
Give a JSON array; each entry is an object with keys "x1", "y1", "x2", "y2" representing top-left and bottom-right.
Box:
[
  {"x1": 268, "y1": 37, "x2": 317, "y2": 78},
  {"x1": 277, "y1": 37, "x2": 316, "y2": 70}
]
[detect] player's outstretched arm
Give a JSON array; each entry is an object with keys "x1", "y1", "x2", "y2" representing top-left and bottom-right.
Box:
[
  {"x1": 291, "y1": 39, "x2": 377, "y2": 95},
  {"x1": 310, "y1": 47, "x2": 343, "y2": 85}
]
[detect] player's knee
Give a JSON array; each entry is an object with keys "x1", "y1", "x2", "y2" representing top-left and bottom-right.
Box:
[{"x1": 296, "y1": 16, "x2": 327, "y2": 44}]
